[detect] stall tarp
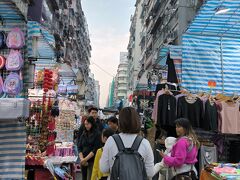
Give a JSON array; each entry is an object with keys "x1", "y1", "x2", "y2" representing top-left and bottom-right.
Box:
[
  {"x1": 0, "y1": 0, "x2": 26, "y2": 21},
  {"x1": 0, "y1": 121, "x2": 26, "y2": 180},
  {"x1": 170, "y1": 45, "x2": 182, "y2": 84},
  {"x1": 28, "y1": 21, "x2": 56, "y2": 70},
  {"x1": 182, "y1": 34, "x2": 240, "y2": 94},
  {"x1": 186, "y1": 0, "x2": 240, "y2": 38},
  {"x1": 136, "y1": 70, "x2": 148, "y2": 90},
  {"x1": 182, "y1": 0, "x2": 240, "y2": 94},
  {"x1": 158, "y1": 47, "x2": 169, "y2": 66},
  {"x1": 170, "y1": 45, "x2": 182, "y2": 60}
]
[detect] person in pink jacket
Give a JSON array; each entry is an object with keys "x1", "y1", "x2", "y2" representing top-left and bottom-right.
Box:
[{"x1": 159, "y1": 118, "x2": 200, "y2": 180}]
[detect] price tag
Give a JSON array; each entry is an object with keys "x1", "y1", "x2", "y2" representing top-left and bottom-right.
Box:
[{"x1": 208, "y1": 80, "x2": 216, "y2": 88}]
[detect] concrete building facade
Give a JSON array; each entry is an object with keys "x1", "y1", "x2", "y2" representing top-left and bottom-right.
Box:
[
  {"x1": 127, "y1": 0, "x2": 144, "y2": 92},
  {"x1": 94, "y1": 80, "x2": 100, "y2": 108},
  {"x1": 116, "y1": 52, "x2": 129, "y2": 100},
  {"x1": 141, "y1": 0, "x2": 203, "y2": 69},
  {"x1": 85, "y1": 73, "x2": 98, "y2": 107},
  {"x1": 130, "y1": 0, "x2": 204, "y2": 86},
  {"x1": 28, "y1": 0, "x2": 92, "y2": 104}
]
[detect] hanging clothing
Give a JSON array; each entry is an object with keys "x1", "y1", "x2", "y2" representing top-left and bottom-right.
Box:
[
  {"x1": 229, "y1": 141, "x2": 240, "y2": 163},
  {"x1": 166, "y1": 54, "x2": 178, "y2": 83},
  {"x1": 157, "y1": 94, "x2": 177, "y2": 128},
  {"x1": 136, "y1": 95, "x2": 154, "y2": 113},
  {"x1": 175, "y1": 94, "x2": 186, "y2": 113},
  {"x1": 215, "y1": 101, "x2": 223, "y2": 132},
  {"x1": 177, "y1": 97, "x2": 204, "y2": 128},
  {"x1": 219, "y1": 102, "x2": 240, "y2": 134},
  {"x1": 203, "y1": 100, "x2": 218, "y2": 131},
  {"x1": 152, "y1": 89, "x2": 167, "y2": 122},
  {"x1": 199, "y1": 145, "x2": 217, "y2": 172},
  {"x1": 173, "y1": 59, "x2": 182, "y2": 83},
  {"x1": 155, "y1": 83, "x2": 180, "y2": 97}
]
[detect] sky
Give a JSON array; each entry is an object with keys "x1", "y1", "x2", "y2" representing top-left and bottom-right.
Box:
[{"x1": 81, "y1": 0, "x2": 135, "y2": 108}]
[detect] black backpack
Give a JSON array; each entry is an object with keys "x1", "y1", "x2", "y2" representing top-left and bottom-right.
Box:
[{"x1": 111, "y1": 134, "x2": 148, "y2": 180}]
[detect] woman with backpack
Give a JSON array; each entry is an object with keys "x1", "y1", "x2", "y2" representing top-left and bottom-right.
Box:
[
  {"x1": 78, "y1": 117, "x2": 102, "y2": 180},
  {"x1": 159, "y1": 118, "x2": 200, "y2": 180},
  {"x1": 100, "y1": 107, "x2": 154, "y2": 180}
]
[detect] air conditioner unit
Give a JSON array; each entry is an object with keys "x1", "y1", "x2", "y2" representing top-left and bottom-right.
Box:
[
  {"x1": 144, "y1": 0, "x2": 149, "y2": 6},
  {"x1": 168, "y1": 30, "x2": 178, "y2": 40}
]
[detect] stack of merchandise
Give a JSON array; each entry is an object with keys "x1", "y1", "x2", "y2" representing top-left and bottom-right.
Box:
[
  {"x1": 55, "y1": 99, "x2": 76, "y2": 143},
  {"x1": 0, "y1": 28, "x2": 25, "y2": 97},
  {"x1": 204, "y1": 163, "x2": 240, "y2": 180}
]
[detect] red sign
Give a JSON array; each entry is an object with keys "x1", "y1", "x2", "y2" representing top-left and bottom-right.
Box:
[{"x1": 208, "y1": 80, "x2": 216, "y2": 88}]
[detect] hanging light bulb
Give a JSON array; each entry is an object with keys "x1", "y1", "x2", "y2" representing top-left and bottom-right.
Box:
[{"x1": 215, "y1": 6, "x2": 230, "y2": 14}]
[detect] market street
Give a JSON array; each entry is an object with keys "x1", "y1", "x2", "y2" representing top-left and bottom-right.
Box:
[{"x1": 0, "y1": 0, "x2": 240, "y2": 180}]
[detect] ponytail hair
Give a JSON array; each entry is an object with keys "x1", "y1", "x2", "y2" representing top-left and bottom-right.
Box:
[{"x1": 175, "y1": 118, "x2": 200, "y2": 148}]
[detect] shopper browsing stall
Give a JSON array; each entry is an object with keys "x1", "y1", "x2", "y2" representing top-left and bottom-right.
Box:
[
  {"x1": 78, "y1": 117, "x2": 102, "y2": 180},
  {"x1": 159, "y1": 118, "x2": 199, "y2": 180},
  {"x1": 100, "y1": 107, "x2": 154, "y2": 179}
]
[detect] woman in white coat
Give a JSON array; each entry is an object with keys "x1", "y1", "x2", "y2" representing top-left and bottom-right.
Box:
[{"x1": 99, "y1": 107, "x2": 155, "y2": 179}]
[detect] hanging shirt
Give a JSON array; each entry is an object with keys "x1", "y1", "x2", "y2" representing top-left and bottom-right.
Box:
[
  {"x1": 157, "y1": 94, "x2": 176, "y2": 127},
  {"x1": 166, "y1": 54, "x2": 178, "y2": 83},
  {"x1": 220, "y1": 102, "x2": 240, "y2": 134},
  {"x1": 199, "y1": 145, "x2": 217, "y2": 172},
  {"x1": 203, "y1": 100, "x2": 218, "y2": 131},
  {"x1": 151, "y1": 89, "x2": 165, "y2": 122},
  {"x1": 215, "y1": 101, "x2": 223, "y2": 132},
  {"x1": 177, "y1": 97, "x2": 204, "y2": 128}
]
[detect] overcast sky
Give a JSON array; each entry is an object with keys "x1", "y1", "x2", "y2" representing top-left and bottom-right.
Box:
[{"x1": 82, "y1": 0, "x2": 135, "y2": 108}]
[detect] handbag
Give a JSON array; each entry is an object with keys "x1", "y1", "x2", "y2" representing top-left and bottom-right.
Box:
[{"x1": 171, "y1": 171, "x2": 197, "y2": 180}]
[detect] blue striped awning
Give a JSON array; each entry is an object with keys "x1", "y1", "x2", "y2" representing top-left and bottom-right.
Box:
[
  {"x1": 0, "y1": 121, "x2": 26, "y2": 180},
  {"x1": 28, "y1": 21, "x2": 56, "y2": 70},
  {"x1": 27, "y1": 21, "x2": 55, "y2": 58},
  {"x1": 186, "y1": 0, "x2": 240, "y2": 38},
  {"x1": 136, "y1": 70, "x2": 148, "y2": 90},
  {"x1": 158, "y1": 47, "x2": 169, "y2": 66},
  {"x1": 181, "y1": 0, "x2": 240, "y2": 95},
  {"x1": 0, "y1": 0, "x2": 26, "y2": 22},
  {"x1": 170, "y1": 45, "x2": 182, "y2": 60},
  {"x1": 182, "y1": 34, "x2": 240, "y2": 94},
  {"x1": 170, "y1": 46, "x2": 182, "y2": 84}
]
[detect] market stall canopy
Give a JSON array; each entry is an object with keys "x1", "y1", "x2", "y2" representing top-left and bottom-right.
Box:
[
  {"x1": 58, "y1": 63, "x2": 77, "y2": 84},
  {"x1": 136, "y1": 70, "x2": 148, "y2": 90},
  {"x1": 28, "y1": 21, "x2": 55, "y2": 59},
  {"x1": 187, "y1": 0, "x2": 240, "y2": 38},
  {"x1": 28, "y1": 21, "x2": 56, "y2": 71},
  {"x1": 0, "y1": 0, "x2": 26, "y2": 22},
  {"x1": 158, "y1": 47, "x2": 169, "y2": 66},
  {"x1": 182, "y1": 0, "x2": 240, "y2": 95}
]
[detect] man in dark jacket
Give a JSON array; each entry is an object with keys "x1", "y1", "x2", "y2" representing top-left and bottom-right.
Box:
[
  {"x1": 107, "y1": 116, "x2": 119, "y2": 134},
  {"x1": 88, "y1": 106, "x2": 104, "y2": 132},
  {"x1": 77, "y1": 106, "x2": 104, "y2": 145}
]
